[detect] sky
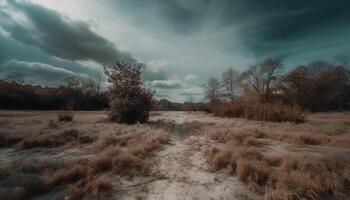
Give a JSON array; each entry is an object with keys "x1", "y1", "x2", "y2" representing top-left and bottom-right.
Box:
[{"x1": 0, "y1": 0, "x2": 349, "y2": 102}]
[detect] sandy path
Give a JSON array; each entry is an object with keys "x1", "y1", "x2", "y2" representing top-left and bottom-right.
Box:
[{"x1": 145, "y1": 115, "x2": 260, "y2": 200}]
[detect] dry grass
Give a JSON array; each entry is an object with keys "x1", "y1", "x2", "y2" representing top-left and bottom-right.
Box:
[
  {"x1": 206, "y1": 128, "x2": 350, "y2": 199},
  {"x1": 254, "y1": 129, "x2": 350, "y2": 148},
  {"x1": 206, "y1": 144, "x2": 264, "y2": 170},
  {"x1": 68, "y1": 177, "x2": 114, "y2": 200},
  {"x1": 236, "y1": 159, "x2": 271, "y2": 191},
  {"x1": 49, "y1": 165, "x2": 88, "y2": 186},
  {"x1": 265, "y1": 155, "x2": 350, "y2": 200},
  {"x1": 0, "y1": 132, "x2": 23, "y2": 148},
  {"x1": 0, "y1": 111, "x2": 170, "y2": 199},
  {"x1": 14, "y1": 129, "x2": 97, "y2": 150},
  {"x1": 48, "y1": 119, "x2": 58, "y2": 128},
  {"x1": 89, "y1": 150, "x2": 149, "y2": 175},
  {"x1": 210, "y1": 128, "x2": 350, "y2": 148},
  {"x1": 212, "y1": 101, "x2": 306, "y2": 123},
  {"x1": 0, "y1": 160, "x2": 59, "y2": 200},
  {"x1": 58, "y1": 112, "x2": 74, "y2": 122},
  {"x1": 208, "y1": 130, "x2": 263, "y2": 147}
]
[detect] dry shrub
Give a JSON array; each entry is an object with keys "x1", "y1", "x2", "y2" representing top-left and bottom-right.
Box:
[
  {"x1": 212, "y1": 100, "x2": 306, "y2": 123},
  {"x1": 58, "y1": 113, "x2": 74, "y2": 122},
  {"x1": 15, "y1": 129, "x2": 96, "y2": 150},
  {"x1": 68, "y1": 177, "x2": 113, "y2": 200},
  {"x1": 105, "y1": 62, "x2": 154, "y2": 124}
]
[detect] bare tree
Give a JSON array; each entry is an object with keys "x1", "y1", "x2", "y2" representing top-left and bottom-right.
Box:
[
  {"x1": 186, "y1": 96, "x2": 197, "y2": 112},
  {"x1": 204, "y1": 77, "x2": 221, "y2": 104},
  {"x1": 240, "y1": 57, "x2": 283, "y2": 101},
  {"x1": 64, "y1": 76, "x2": 82, "y2": 90},
  {"x1": 222, "y1": 68, "x2": 240, "y2": 101},
  {"x1": 93, "y1": 71, "x2": 106, "y2": 94}
]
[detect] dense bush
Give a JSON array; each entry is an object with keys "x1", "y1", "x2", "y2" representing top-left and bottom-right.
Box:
[{"x1": 104, "y1": 62, "x2": 154, "y2": 124}]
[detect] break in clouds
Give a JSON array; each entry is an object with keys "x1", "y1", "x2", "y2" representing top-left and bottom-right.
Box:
[{"x1": 0, "y1": 0, "x2": 349, "y2": 101}]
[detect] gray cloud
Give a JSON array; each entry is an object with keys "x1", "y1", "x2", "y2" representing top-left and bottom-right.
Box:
[
  {"x1": 115, "y1": 0, "x2": 350, "y2": 61},
  {"x1": 0, "y1": 59, "x2": 82, "y2": 86},
  {"x1": 1, "y1": 0, "x2": 135, "y2": 65},
  {"x1": 147, "y1": 79, "x2": 184, "y2": 89},
  {"x1": 143, "y1": 69, "x2": 168, "y2": 82}
]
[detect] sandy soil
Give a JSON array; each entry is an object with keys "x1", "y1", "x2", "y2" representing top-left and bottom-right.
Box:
[{"x1": 1, "y1": 110, "x2": 350, "y2": 199}]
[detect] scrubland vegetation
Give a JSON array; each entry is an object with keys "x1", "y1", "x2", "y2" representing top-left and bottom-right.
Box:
[
  {"x1": 0, "y1": 111, "x2": 170, "y2": 200},
  {"x1": 0, "y1": 58, "x2": 349, "y2": 200},
  {"x1": 1, "y1": 110, "x2": 350, "y2": 199},
  {"x1": 205, "y1": 119, "x2": 350, "y2": 200}
]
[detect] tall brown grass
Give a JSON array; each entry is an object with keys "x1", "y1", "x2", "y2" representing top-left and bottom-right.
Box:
[
  {"x1": 68, "y1": 177, "x2": 113, "y2": 200},
  {"x1": 255, "y1": 129, "x2": 350, "y2": 148},
  {"x1": 212, "y1": 100, "x2": 306, "y2": 123},
  {"x1": 211, "y1": 128, "x2": 350, "y2": 148},
  {"x1": 265, "y1": 155, "x2": 350, "y2": 200},
  {"x1": 206, "y1": 131, "x2": 350, "y2": 199}
]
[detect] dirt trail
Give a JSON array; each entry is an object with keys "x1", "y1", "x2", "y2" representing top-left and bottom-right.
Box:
[{"x1": 144, "y1": 113, "x2": 260, "y2": 200}]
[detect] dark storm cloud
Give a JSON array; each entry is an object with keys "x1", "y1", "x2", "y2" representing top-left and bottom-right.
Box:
[
  {"x1": 0, "y1": 32, "x2": 98, "y2": 75},
  {"x1": 0, "y1": 0, "x2": 168, "y2": 85},
  {"x1": 115, "y1": 0, "x2": 208, "y2": 33},
  {"x1": 1, "y1": 0, "x2": 135, "y2": 65},
  {"x1": 116, "y1": 0, "x2": 350, "y2": 60}
]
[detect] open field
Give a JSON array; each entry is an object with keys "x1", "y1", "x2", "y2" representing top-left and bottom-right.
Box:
[{"x1": 1, "y1": 111, "x2": 350, "y2": 200}]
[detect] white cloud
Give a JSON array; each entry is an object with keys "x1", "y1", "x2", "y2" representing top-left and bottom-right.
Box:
[{"x1": 184, "y1": 74, "x2": 198, "y2": 82}]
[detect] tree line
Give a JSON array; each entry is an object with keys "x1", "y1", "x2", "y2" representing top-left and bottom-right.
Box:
[
  {"x1": 204, "y1": 57, "x2": 350, "y2": 114},
  {"x1": 0, "y1": 73, "x2": 108, "y2": 110}
]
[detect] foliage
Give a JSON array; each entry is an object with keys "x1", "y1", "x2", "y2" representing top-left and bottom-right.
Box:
[{"x1": 104, "y1": 62, "x2": 154, "y2": 123}]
